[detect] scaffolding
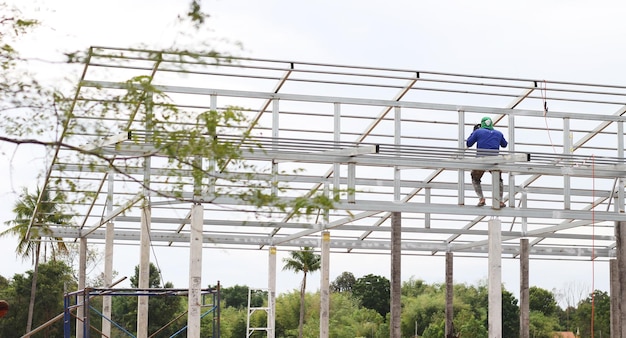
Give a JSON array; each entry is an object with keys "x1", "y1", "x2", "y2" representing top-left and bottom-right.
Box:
[{"x1": 63, "y1": 287, "x2": 220, "y2": 338}]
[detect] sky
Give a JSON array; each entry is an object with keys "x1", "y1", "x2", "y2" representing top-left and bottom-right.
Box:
[{"x1": 2, "y1": 0, "x2": 625, "y2": 306}]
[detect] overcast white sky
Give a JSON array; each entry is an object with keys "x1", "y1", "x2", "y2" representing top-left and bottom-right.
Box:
[{"x1": 2, "y1": 0, "x2": 625, "y2": 304}]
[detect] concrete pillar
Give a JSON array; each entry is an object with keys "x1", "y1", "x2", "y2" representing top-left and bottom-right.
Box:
[
  {"x1": 137, "y1": 206, "x2": 151, "y2": 338},
  {"x1": 610, "y1": 259, "x2": 621, "y2": 338},
  {"x1": 520, "y1": 239, "x2": 529, "y2": 338},
  {"x1": 492, "y1": 171, "x2": 502, "y2": 209},
  {"x1": 76, "y1": 237, "x2": 87, "y2": 338},
  {"x1": 616, "y1": 221, "x2": 626, "y2": 335},
  {"x1": 488, "y1": 218, "x2": 502, "y2": 338},
  {"x1": 188, "y1": 203, "x2": 204, "y2": 338},
  {"x1": 102, "y1": 221, "x2": 114, "y2": 337},
  {"x1": 103, "y1": 171, "x2": 114, "y2": 337},
  {"x1": 268, "y1": 247, "x2": 276, "y2": 338},
  {"x1": 320, "y1": 231, "x2": 330, "y2": 338},
  {"x1": 390, "y1": 212, "x2": 402, "y2": 338},
  {"x1": 445, "y1": 252, "x2": 454, "y2": 338}
]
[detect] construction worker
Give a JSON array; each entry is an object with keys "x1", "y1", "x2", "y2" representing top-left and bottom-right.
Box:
[{"x1": 466, "y1": 116, "x2": 508, "y2": 207}]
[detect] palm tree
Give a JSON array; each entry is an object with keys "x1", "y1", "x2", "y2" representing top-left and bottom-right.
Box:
[
  {"x1": 1, "y1": 187, "x2": 71, "y2": 334},
  {"x1": 282, "y1": 247, "x2": 321, "y2": 338}
]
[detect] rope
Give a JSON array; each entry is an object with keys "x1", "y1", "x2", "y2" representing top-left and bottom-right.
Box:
[{"x1": 540, "y1": 80, "x2": 558, "y2": 154}]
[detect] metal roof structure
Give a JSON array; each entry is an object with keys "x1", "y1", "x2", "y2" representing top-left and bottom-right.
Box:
[{"x1": 41, "y1": 46, "x2": 626, "y2": 263}]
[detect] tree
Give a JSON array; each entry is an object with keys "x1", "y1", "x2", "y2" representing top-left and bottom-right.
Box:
[
  {"x1": 1, "y1": 187, "x2": 71, "y2": 334},
  {"x1": 330, "y1": 271, "x2": 356, "y2": 293},
  {"x1": 217, "y1": 306, "x2": 247, "y2": 338},
  {"x1": 282, "y1": 247, "x2": 321, "y2": 338},
  {"x1": 400, "y1": 283, "x2": 445, "y2": 336},
  {"x1": 2, "y1": 3, "x2": 339, "y2": 336},
  {"x1": 401, "y1": 277, "x2": 435, "y2": 298},
  {"x1": 353, "y1": 274, "x2": 391, "y2": 318},
  {"x1": 421, "y1": 314, "x2": 445, "y2": 338},
  {"x1": 529, "y1": 286, "x2": 558, "y2": 317},
  {"x1": 555, "y1": 281, "x2": 590, "y2": 331},
  {"x1": 575, "y1": 290, "x2": 611, "y2": 338},
  {"x1": 529, "y1": 311, "x2": 560, "y2": 338},
  {"x1": 0, "y1": 260, "x2": 75, "y2": 337},
  {"x1": 502, "y1": 288, "x2": 520, "y2": 338},
  {"x1": 221, "y1": 284, "x2": 265, "y2": 309}
]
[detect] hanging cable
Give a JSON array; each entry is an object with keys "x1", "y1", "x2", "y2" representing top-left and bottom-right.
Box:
[{"x1": 540, "y1": 80, "x2": 558, "y2": 154}]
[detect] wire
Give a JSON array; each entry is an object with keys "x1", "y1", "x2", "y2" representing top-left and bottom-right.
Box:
[{"x1": 540, "y1": 80, "x2": 558, "y2": 154}]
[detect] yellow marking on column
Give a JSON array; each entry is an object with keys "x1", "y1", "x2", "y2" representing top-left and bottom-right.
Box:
[
  {"x1": 270, "y1": 246, "x2": 277, "y2": 254},
  {"x1": 322, "y1": 232, "x2": 330, "y2": 242}
]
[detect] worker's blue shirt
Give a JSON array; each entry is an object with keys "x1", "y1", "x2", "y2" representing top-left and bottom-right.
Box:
[{"x1": 466, "y1": 128, "x2": 508, "y2": 156}]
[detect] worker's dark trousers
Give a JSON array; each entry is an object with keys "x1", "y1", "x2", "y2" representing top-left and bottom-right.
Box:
[{"x1": 471, "y1": 170, "x2": 503, "y2": 201}]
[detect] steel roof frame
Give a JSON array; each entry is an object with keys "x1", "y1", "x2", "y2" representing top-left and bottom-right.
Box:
[{"x1": 39, "y1": 46, "x2": 626, "y2": 262}]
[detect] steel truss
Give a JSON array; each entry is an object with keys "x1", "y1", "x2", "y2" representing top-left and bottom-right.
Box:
[{"x1": 41, "y1": 46, "x2": 626, "y2": 263}]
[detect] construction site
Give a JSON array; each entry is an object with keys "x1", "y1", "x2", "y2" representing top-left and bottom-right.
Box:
[{"x1": 30, "y1": 46, "x2": 626, "y2": 337}]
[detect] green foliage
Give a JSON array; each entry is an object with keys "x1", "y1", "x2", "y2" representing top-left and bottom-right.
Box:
[
  {"x1": 421, "y1": 313, "x2": 445, "y2": 338},
  {"x1": 574, "y1": 290, "x2": 610, "y2": 337},
  {"x1": 0, "y1": 260, "x2": 75, "y2": 337},
  {"x1": 51, "y1": 70, "x2": 339, "y2": 218},
  {"x1": 330, "y1": 271, "x2": 356, "y2": 293},
  {"x1": 2, "y1": 187, "x2": 71, "y2": 263},
  {"x1": 402, "y1": 277, "x2": 437, "y2": 297},
  {"x1": 529, "y1": 286, "x2": 559, "y2": 316},
  {"x1": 401, "y1": 287, "x2": 445, "y2": 335},
  {"x1": 529, "y1": 311, "x2": 561, "y2": 338},
  {"x1": 0, "y1": 270, "x2": 616, "y2": 338},
  {"x1": 275, "y1": 291, "x2": 301, "y2": 336},
  {"x1": 221, "y1": 284, "x2": 265, "y2": 309},
  {"x1": 353, "y1": 274, "x2": 390, "y2": 318},
  {"x1": 399, "y1": 280, "x2": 519, "y2": 338},
  {"x1": 1, "y1": 4, "x2": 60, "y2": 141},
  {"x1": 502, "y1": 288, "x2": 520, "y2": 337},
  {"x1": 2, "y1": 185, "x2": 73, "y2": 334},
  {"x1": 217, "y1": 306, "x2": 247, "y2": 338},
  {"x1": 275, "y1": 290, "x2": 385, "y2": 338},
  {"x1": 282, "y1": 247, "x2": 321, "y2": 338},
  {"x1": 282, "y1": 247, "x2": 321, "y2": 276},
  {"x1": 454, "y1": 281, "x2": 488, "y2": 319},
  {"x1": 179, "y1": 0, "x2": 210, "y2": 29},
  {"x1": 455, "y1": 308, "x2": 488, "y2": 338},
  {"x1": 34, "y1": 260, "x2": 74, "y2": 316}
]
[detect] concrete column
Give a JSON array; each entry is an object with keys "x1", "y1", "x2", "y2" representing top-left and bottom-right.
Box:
[
  {"x1": 320, "y1": 231, "x2": 330, "y2": 338},
  {"x1": 488, "y1": 218, "x2": 502, "y2": 338},
  {"x1": 445, "y1": 252, "x2": 454, "y2": 338},
  {"x1": 492, "y1": 171, "x2": 502, "y2": 209},
  {"x1": 390, "y1": 212, "x2": 402, "y2": 338},
  {"x1": 520, "y1": 239, "x2": 529, "y2": 338},
  {"x1": 76, "y1": 237, "x2": 87, "y2": 338},
  {"x1": 103, "y1": 171, "x2": 114, "y2": 337},
  {"x1": 391, "y1": 108, "x2": 402, "y2": 338},
  {"x1": 102, "y1": 221, "x2": 114, "y2": 337},
  {"x1": 268, "y1": 247, "x2": 277, "y2": 338},
  {"x1": 188, "y1": 203, "x2": 204, "y2": 338},
  {"x1": 616, "y1": 221, "x2": 626, "y2": 335},
  {"x1": 137, "y1": 206, "x2": 151, "y2": 338},
  {"x1": 610, "y1": 259, "x2": 621, "y2": 338}
]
